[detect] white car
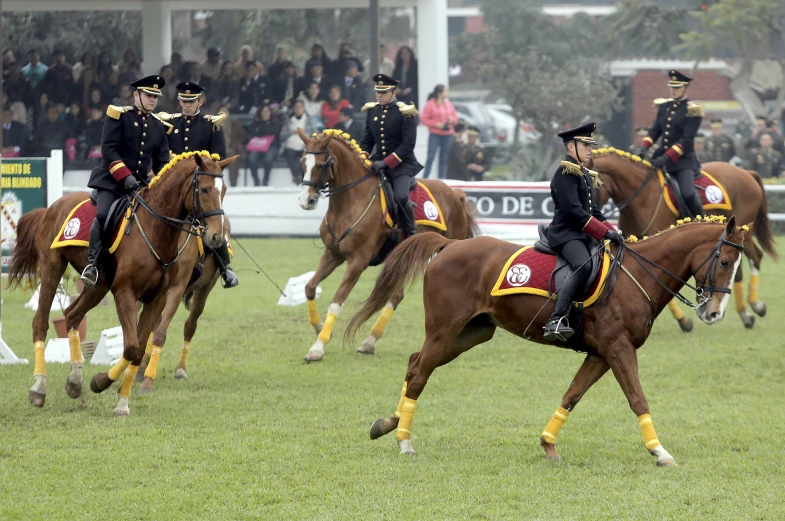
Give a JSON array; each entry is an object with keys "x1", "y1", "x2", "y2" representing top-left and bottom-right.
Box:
[{"x1": 486, "y1": 104, "x2": 540, "y2": 146}]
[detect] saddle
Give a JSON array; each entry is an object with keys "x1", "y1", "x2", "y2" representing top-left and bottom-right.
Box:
[
  {"x1": 379, "y1": 176, "x2": 418, "y2": 227},
  {"x1": 534, "y1": 223, "x2": 604, "y2": 297},
  {"x1": 661, "y1": 172, "x2": 693, "y2": 219},
  {"x1": 89, "y1": 189, "x2": 135, "y2": 240}
]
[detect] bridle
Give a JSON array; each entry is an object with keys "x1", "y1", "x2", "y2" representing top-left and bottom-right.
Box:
[{"x1": 302, "y1": 147, "x2": 379, "y2": 199}]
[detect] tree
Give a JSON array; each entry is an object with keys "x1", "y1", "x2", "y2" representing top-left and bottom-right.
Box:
[{"x1": 604, "y1": 0, "x2": 693, "y2": 58}]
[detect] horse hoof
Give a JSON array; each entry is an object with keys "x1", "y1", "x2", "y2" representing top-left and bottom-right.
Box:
[
  {"x1": 28, "y1": 390, "x2": 46, "y2": 408},
  {"x1": 90, "y1": 373, "x2": 112, "y2": 394},
  {"x1": 739, "y1": 312, "x2": 755, "y2": 329},
  {"x1": 174, "y1": 368, "x2": 188, "y2": 380},
  {"x1": 540, "y1": 436, "x2": 561, "y2": 461},
  {"x1": 357, "y1": 341, "x2": 375, "y2": 355},
  {"x1": 398, "y1": 439, "x2": 416, "y2": 456},
  {"x1": 64, "y1": 380, "x2": 82, "y2": 399},
  {"x1": 304, "y1": 350, "x2": 324, "y2": 363},
  {"x1": 678, "y1": 316, "x2": 694, "y2": 333},
  {"x1": 750, "y1": 301, "x2": 766, "y2": 317},
  {"x1": 138, "y1": 377, "x2": 155, "y2": 394},
  {"x1": 656, "y1": 457, "x2": 678, "y2": 467},
  {"x1": 135, "y1": 363, "x2": 148, "y2": 382},
  {"x1": 114, "y1": 396, "x2": 130, "y2": 417},
  {"x1": 370, "y1": 418, "x2": 387, "y2": 440}
]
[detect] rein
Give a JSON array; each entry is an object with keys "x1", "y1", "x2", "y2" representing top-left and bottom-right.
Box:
[{"x1": 600, "y1": 164, "x2": 671, "y2": 236}]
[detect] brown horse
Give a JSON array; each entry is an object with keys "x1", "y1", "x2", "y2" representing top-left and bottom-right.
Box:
[
  {"x1": 296, "y1": 128, "x2": 478, "y2": 362},
  {"x1": 346, "y1": 216, "x2": 748, "y2": 466},
  {"x1": 7, "y1": 152, "x2": 238, "y2": 415},
  {"x1": 592, "y1": 149, "x2": 776, "y2": 330},
  {"x1": 134, "y1": 218, "x2": 233, "y2": 393}
]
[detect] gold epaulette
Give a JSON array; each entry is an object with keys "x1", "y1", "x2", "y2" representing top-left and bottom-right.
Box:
[
  {"x1": 154, "y1": 112, "x2": 181, "y2": 121},
  {"x1": 205, "y1": 112, "x2": 227, "y2": 130},
  {"x1": 151, "y1": 113, "x2": 174, "y2": 135},
  {"x1": 560, "y1": 161, "x2": 581, "y2": 175},
  {"x1": 686, "y1": 102, "x2": 705, "y2": 118},
  {"x1": 653, "y1": 98, "x2": 673, "y2": 106},
  {"x1": 106, "y1": 105, "x2": 132, "y2": 120},
  {"x1": 361, "y1": 102, "x2": 379, "y2": 113},
  {"x1": 396, "y1": 101, "x2": 419, "y2": 117}
]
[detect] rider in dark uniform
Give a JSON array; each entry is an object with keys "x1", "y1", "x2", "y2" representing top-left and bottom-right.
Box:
[
  {"x1": 636, "y1": 70, "x2": 705, "y2": 218},
  {"x1": 157, "y1": 81, "x2": 238, "y2": 288},
  {"x1": 360, "y1": 73, "x2": 422, "y2": 237},
  {"x1": 543, "y1": 122, "x2": 624, "y2": 342},
  {"x1": 80, "y1": 75, "x2": 172, "y2": 288}
]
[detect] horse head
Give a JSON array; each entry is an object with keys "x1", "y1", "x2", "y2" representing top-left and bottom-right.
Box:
[{"x1": 297, "y1": 128, "x2": 333, "y2": 210}]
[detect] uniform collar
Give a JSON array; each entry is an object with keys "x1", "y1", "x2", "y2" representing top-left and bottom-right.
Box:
[
  {"x1": 563, "y1": 154, "x2": 581, "y2": 167},
  {"x1": 381, "y1": 97, "x2": 398, "y2": 109},
  {"x1": 185, "y1": 111, "x2": 200, "y2": 120}
]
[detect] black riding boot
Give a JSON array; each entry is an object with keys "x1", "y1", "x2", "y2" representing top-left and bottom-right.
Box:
[
  {"x1": 214, "y1": 242, "x2": 238, "y2": 288},
  {"x1": 688, "y1": 194, "x2": 705, "y2": 218},
  {"x1": 80, "y1": 217, "x2": 103, "y2": 288},
  {"x1": 542, "y1": 273, "x2": 582, "y2": 342},
  {"x1": 400, "y1": 201, "x2": 418, "y2": 237}
]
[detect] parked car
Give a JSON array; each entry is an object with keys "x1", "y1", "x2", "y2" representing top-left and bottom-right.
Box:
[
  {"x1": 451, "y1": 100, "x2": 501, "y2": 162},
  {"x1": 486, "y1": 103, "x2": 540, "y2": 146}
]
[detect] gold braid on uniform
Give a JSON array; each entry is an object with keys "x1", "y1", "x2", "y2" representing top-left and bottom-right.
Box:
[
  {"x1": 314, "y1": 129, "x2": 373, "y2": 169},
  {"x1": 147, "y1": 151, "x2": 221, "y2": 189},
  {"x1": 396, "y1": 101, "x2": 419, "y2": 117},
  {"x1": 560, "y1": 160, "x2": 602, "y2": 188},
  {"x1": 686, "y1": 102, "x2": 705, "y2": 118}
]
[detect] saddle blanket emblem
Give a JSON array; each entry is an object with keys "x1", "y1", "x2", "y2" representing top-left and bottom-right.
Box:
[
  {"x1": 380, "y1": 180, "x2": 447, "y2": 231},
  {"x1": 490, "y1": 246, "x2": 610, "y2": 308},
  {"x1": 659, "y1": 170, "x2": 731, "y2": 214},
  {"x1": 50, "y1": 199, "x2": 130, "y2": 253}
]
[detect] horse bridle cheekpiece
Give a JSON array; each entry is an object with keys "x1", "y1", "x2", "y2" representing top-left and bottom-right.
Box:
[
  {"x1": 302, "y1": 149, "x2": 335, "y2": 198},
  {"x1": 692, "y1": 230, "x2": 744, "y2": 304}
]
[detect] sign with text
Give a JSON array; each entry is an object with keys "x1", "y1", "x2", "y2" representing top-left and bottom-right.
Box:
[{"x1": 2, "y1": 158, "x2": 48, "y2": 272}]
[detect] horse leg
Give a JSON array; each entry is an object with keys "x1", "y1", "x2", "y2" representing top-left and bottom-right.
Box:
[
  {"x1": 744, "y1": 239, "x2": 766, "y2": 317},
  {"x1": 304, "y1": 255, "x2": 365, "y2": 362},
  {"x1": 732, "y1": 262, "x2": 755, "y2": 329},
  {"x1": 175, "y1": 278, "x2": 218, "y2": 380},
  {"x1": 305, "y1": 248, "x2": 343, "y2": 336},
  {"x1": 540, "y1": 355, "x2": 610, "y2": 461},
  {"x1": 139, "y1": 284, "x2": 186, "y2": 392},
  {"x1": 28, "y1": 253, "x2": 67, "y2": 408},
  {"x1": 356, "y1": 287, "x2": 404, "y2": 355},
  {"x1": 667, "y1": 300, "x2": 693, "y2": 333},
  {"x1": 90, "y1": 288, "x2": 141, "y2": 397},
  {"x1": 135, "y1": 302, "x2": 152, "y2": 381},
  {"x1": 62, "y1": 284, "x2": 110, "y2": 399},
  {"x1": 606, "y1": 341, "x2": 676, "y2": 466}
]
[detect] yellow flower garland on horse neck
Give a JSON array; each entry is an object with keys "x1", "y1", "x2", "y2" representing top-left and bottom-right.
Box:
[
  {"x1": 625, "y1": 214, "x2": 728, "y2": 243},
  {"x1": 316, "y1": 128, "x2": 373, "y2": 169},
  {"x1": 593, "y1": 147, "x2": 654, "y2": 169},
  {"x1": 147, "y1": 151, "x2": 221, "y2": 190}
]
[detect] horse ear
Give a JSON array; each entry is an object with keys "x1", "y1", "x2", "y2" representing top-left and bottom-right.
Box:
[
  {"x1": 219, "y1": 155, "x2": 240, "y2": 169},
  {"x1": 322, "y1": 134, "x2": 333, "y2": 147},
  {"x1": 297, "y1": 128, "x2": 310, "y2": 145},
  {"x1": 194, "y1": 153, "x2": 205, "y2": 168},
  {"x1": 725, "y1": 215, "x2": 736, "y2": 236}
]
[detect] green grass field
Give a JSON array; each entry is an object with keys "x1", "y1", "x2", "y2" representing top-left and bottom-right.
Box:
[{"x1": 1, "y1": 238, "x2": 783, "y2": 520}]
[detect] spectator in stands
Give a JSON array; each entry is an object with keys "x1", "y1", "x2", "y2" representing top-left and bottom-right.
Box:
[
  {"x1": 749, "y1": 132, "x2": 785, "y2": 178},
  {"x1": 89, "y1": 87, "x2": 107, "y2": 113},
  {"x1": 85, "y1": 105, "x2": 105, "y2": 167},
  {"x1": 305, "y1": 63, "x2": 330, "y2": 100},
  {"x1": 40, "y1": 50, "x2": 74, "y2": 104},
  {"x1": 236, "y1": 61, "x2": 264, "y2": 114},
  {"x1": 70, "y1": 66, "x2": 100, "y2": 111},
  {"x1": 766, "y1": 118, "x2": 785, "y2": 154},
  {"x1": 322, "y1": 84, "x2": 350, "y2": 129},
  {"x1": 335, "y1": 43, "x2": 364, "y2": 75},
  {"x1": 32, "y1": 104, "x2": 72, "y2": 156},
  {"x1": 95, "y1": 51, "x2": 117, "y2": 85},
  {"x1": 245, "y1": 104, "x2": 282, "y2": 186},
  {"x1": 299, "y1": 81, "x2": 324, "y2": 133},
  {"x1": 114, "y1": 84, "x2": 134, "y2": 107},
  {"x1": 421, "y1": 84, "x2": 457, "y2": 179},
  {"x1": 102, "y1": 69, "x2": 122, "y2": 101},
  {"x1": 2, "y1": 106, "x2": 26, "y2": 156},
  {"x1": 3, "y1": 61, "x2": 33, "y2": 108},
  {"x1": 212, "y1": 61, "x2": 240, "y2": 111},
  {"x1": 72, "y1": 52, "x2": 94, "y2": 82},
  {"x1": 234, "y1": 45, "x2": 262, "y2": 79},
  {"x1": 364, "y1": 44, "x2": 395, "y2": 77},
  {"x1": 464, "y1": 125, "x2": 489, "y2": 181},
  {"x1": 156, "y1": 65, "x2": 178, "y2": 113},
  {"x1": 217, "y1": 103, "x2": 245, "y2": 186},
  {"x1": 268, "y1": 44, "x2": 290, "y2": 83},
  {"x1": 253, "y1": 62, "x2": 270, "y2": 105},
  {"x1": 33, "y1": 92, "x2": 49, "y2": 129},
  {"x1": 393, "y1": 46, "x2": 418, "y2": 106},
  {"x1": 447, "y1": 122, "x2": 469, "y2": 180},
  {"x1": 66, "y1": 101, "x2": 86, "y2": 138},
  {"x1": 334, "y1": 106, "x2": 363, "y2": 140},
  {"x1": 281, "y1": 99, "x2": 312, "y2": 184},
  {"x1": 169, "y1": 52, "x2": 184, "y2": 81},
  {"x1": 306, "y1": 44, "x2": 332, "y2": 78},
  {"x1": 341, "y1": 61, "x2": 365, "y2": 110},
  {"x1": 274, "y1": 61, "x2": 301, "y2": 109},
  {"x1": 2, "y1": 49, "x2": 15, "y2": 78},
  {"x1": 22, "y1": 49, "x2": 48, "y2": 90},
  {"x1": 180, "y1": 61, "x2": 212, "y2": 92},
  {"x1": 201, "y1": 47, "x2": 223, "y2": 81},
  {"x1": 120, "y1": 48, "x2": 142, "y2": 82}
]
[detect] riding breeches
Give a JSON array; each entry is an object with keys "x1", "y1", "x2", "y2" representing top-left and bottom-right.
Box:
[
  {"x1": 93, "y1": 189, "x2": 118, "y2": 227},
  {"x1": 671, "y1": 168, "x2": 697, "y2": 202},
  {"x1": 558, "y1": 239, "x2": 593, "y2": 285},
  {"x1": 391, "y1": 174, "x2": 413, "y2": 208}
]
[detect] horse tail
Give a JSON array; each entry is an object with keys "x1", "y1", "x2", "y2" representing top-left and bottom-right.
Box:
[
  {"x1": 182, "y1": 289, "x2": 195, "y2": 311},
  {"x1": 7, "y1": 208, "x2": 46, "y2": 289},
  {"x1": 748, "y1": 170, "x2": 778, "y2": 261},
  {"x1": 454, "y1": 188, "x2": 480, "y2": 238},
  {"x1": 345, "y1": 233, "x2": 453, "y2": 344}
]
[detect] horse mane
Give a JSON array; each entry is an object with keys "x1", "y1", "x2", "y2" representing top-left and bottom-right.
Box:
[
  {"x1": 147, "y1": 150, "x2": 221, "y2": 190},
  {"x1": 623, "y1": 214, "x2": 747, "y2": 244},
  {"x1": 593, "y1": 147, "x2": 654, "y2": 170},
  {"x1": 319, "y1": 129, "x2": 372, "y2": 171}
]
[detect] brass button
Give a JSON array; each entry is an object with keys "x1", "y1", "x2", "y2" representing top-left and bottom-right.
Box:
[
  {"x1": 185, "y1": 146, "x2": 189, "y2": 150},
  {"x1": 186, "y1": 128, "x2": 190, "y2": 132},
  {"x1": 670, "y1": 111, "x2": 675, "y2": 115},
  {"x1": 665, "y1": 132, "x2": 669, "y2": 135},
  {"x1": 143, "y1": 133, "x2": 146, "y2": 136},
  {"x1": 666, "y1": 125, "x2": 670, "y2": 128},
  {"x1": 141, "y1": 142, "x2": 144, "y2": 145},
  {"x1": 667, "y1": 118, "x2": 671, "y2": 121},
  {"x1": 381, "y1": 134, "x2": 384, "y2": 137},
  {"x1": 184, "y1": 137, "x2": 188, "y2": 142},
  {"x1": 187, "y1": 120, "x2": 191, "y2": 124},
  {"x1": 140, "y1": 151, "x2": 143, "y2": 155},
  {"x1": 138, "y1": 161, "x2": 142, "y2": 164},
  {"x1": 144, "y1": 124, "x2": 148, "y2": 127}
]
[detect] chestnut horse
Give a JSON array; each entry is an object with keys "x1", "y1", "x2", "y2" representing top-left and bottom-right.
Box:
[
  {"x1": 593, "y1": 149, "x2": 776, "y2": 331},
  {"x1": 296, "y1": 128, "x2": 478, "y2": 362},
  {"x1": 7, "y1": 152, "x2": 237, "y2": 416},
  {"x1": 347, "y1": 216, "x2": 748, "y2": 466},
  {"x1": 134, "y1": 217, "x2": 233, "y2": 393}
]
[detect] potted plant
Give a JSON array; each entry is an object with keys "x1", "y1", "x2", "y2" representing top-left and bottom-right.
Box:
[{"x1": 51, "y1": 266, "x2": 87, "y2": 339}]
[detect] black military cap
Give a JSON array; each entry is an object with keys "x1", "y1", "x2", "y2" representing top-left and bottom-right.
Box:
[
  {"x1": 373, "y1": 73, "x2": 400, "y2": 92},
  {"x1": 454, "y1": 122, "x2": 466, "y2": 133},
  {"x1": 176, "y1": 81, "x2": 205, "y2": 101},
  {"x1": 467, "y1": 125, "x2": 481, "y2": 136},
  {"x1": 695, "y1": 135, "x2": 706, "y2": 144},
  {"x1": 667, "y1": 70, "x2": 692, "y2": 87},
  {"x1": 130, "y1": 75, "x2": 165, "y2": 97},
  {"x1": 207, "y1": 47, "x2": 222, "y2": 58},
  {"x1": 558, "y1": 122, "x2": 597, "y2": 145},
  {"x1": 635, "y1": 126, "x2": 650, "y2": 136},
  {"x1": 710, "y1": 118, "x2": 724, "y2": 129}
]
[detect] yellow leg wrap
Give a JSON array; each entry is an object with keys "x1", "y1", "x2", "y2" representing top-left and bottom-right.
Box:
[
  {"x1": 144, "y1": 333, "x2": 154, "y2": 357},
  {"x1": 638, "y1": 413, "x2": 661, "y2": 450},
  {"x1": 748, "y1": 274, "x2": 759, "y2": 304},
  {"x1": 118, "y1": 364, "x2": 139, "y2": 398},
  {"x1": 68, "y1": 329, "x2": 83, "y2": 364},
  {"x1": 34, "y1": 341, "x2": 46, "y2": 376},
  {"x1": 394, "y1": 381, "x2": 408, "y2": 418},
  {"x1": 317, "y1": 313, "x2": 337, "y2": 343},
  {"x1": 733, "y1": 282, "x2": 745, "y2": 312},
  {"x1": 145, "y1": 346, "x2": 162, "y2": 379},
  {"x1": 396, "y1": 397, "x2": 417, "y2": 441},
  {"x1": 107, "y1": 357, "x2": 132, "y2": 382},
  {"x1": 307, "y1": 299, "x2": 321, "y2": 326},
  {"x1": 541, "y1": 406, "x2": 570, "y2": 444},
  {"x1": 178, "y1": 341, "x2": 190, "y2": 370},
  {"x1": 370, "y1": 305, "x2": 395, "y2": 339},
  {"x1": 667, "y1": 300, "x2": 684, "y2": 321}
]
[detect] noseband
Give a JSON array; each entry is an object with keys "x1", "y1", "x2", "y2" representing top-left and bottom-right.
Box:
[{"x1": 301, "y1": 149, "x2": 335, "y2": 197}]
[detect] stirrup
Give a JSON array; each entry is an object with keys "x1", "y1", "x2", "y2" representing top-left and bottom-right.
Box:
[
  {"x1": 543, "y1": 316, "x2": 574, "y2": 342},
  {"x1": 221, "y1": 268, "x2": 239, "y2": 289},
  {"x1": 80, "y1": 265, "x2": 98, "y2": 288}
]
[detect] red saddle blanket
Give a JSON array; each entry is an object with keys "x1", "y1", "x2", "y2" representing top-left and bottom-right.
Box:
[
  {"x1": 50, "y1": 199, "x2": 129, "y2": 253},
  {"x1": 381, "y1": 180, "x2": 447, "y2": 231},
  {"x1": 658, "y1": 170, "x2": 731, "y2": 215},
  {"x1": 490, "y1": 246, "x2": 610, "y2": 308}
]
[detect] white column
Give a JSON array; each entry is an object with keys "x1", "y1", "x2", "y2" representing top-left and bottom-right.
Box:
[
  {"x1": 141, "y1": 0, "x2": 173, "y2": 77},
  {"x1": 416, "y1": 0, "x2": 449, "y2": 110}
]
